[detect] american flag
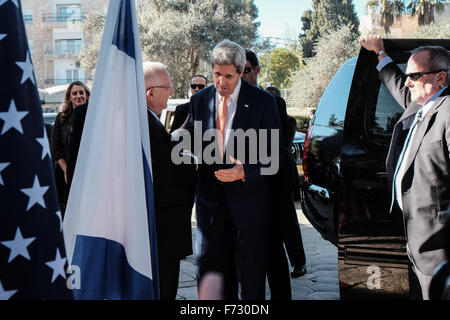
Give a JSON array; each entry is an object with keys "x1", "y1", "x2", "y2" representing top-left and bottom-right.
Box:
[{"x1": 0, "y1": 0, "x2": 72, "y2": 299}]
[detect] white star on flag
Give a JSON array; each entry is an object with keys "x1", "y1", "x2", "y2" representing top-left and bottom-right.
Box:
[
  {"x1": 0, "y1": 227, "x2": 36, "y2": 263},
  {"x1": 20, "y1": 175, "x2": 49, "y2": 211},
  {"x1": 0, "y1": 100, "x2": 29, "y2": 135},
  {"x1": 0, "y1": 0, "x2": 19, "y2": 8},
  {"x1": 0, "y1": 281, "x2": 17, "y2": 300},
  {"x1": 45, "y1": 248, "x2": 67, "y2": 283},
  {"x1": 0, "y1": 162, "x2": 9, "y2": 185},
  {"x1": 0, "y1": 34, "x2": 6, "y2": 41},
  {"x1": 36, "y1": 129, "x2": 51, "y2": 160},
  {"x1": 15, "y1": 51, "x2": 35, "y2": 86},
  {"x1": 56, "y1": 211, "x2": 63, "y2": 232}
]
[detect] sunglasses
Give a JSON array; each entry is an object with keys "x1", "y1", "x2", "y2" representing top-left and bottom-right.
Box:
[
  {"x1": 190, "y1": 84, "x2": 206, "y2": 90},
  {"x1": 244, "y1": 66, "x2": 256, "y2": 74},
  {"x1": 406, "y1": 69, "x2": 445, "y2": 81}
]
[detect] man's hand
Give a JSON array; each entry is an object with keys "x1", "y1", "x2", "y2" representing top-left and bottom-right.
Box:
[
  {"x1": 360, "y1": 35, "x2": 384, "y2": 53},
  {"x1": 214, "y1": 156, "x2": 245, "y2": 182}
]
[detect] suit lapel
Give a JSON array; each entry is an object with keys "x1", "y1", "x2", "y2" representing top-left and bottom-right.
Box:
[{"x1": 401, "y1": 91, "x2": 449, "y2": 176}]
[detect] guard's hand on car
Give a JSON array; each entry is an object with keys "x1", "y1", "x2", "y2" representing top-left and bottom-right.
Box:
[{"x1": 359, "y1": 35, "x2": 384, "y2": 53}]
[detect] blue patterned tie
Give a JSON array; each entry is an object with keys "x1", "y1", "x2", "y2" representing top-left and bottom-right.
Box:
[{"x1": 390, "y1": 108, "x2": 424, "y2": 212}]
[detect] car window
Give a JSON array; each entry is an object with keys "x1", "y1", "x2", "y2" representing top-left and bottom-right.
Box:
[
  {"x1": 366, "y1": 64, "x2": 406, "y2": 145},
  {"x1": 313, "y1": 57, "x2": 357, "y2": 128}
]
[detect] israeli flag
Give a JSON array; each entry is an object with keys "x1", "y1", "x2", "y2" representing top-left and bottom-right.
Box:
[{"x1": 63, "y1": 0, "x2": 159, "y2": 299}]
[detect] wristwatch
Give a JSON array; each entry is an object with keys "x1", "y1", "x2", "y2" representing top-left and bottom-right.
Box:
[{"x1": 376, "y1": 49, "x2": 385, "y2": 57}]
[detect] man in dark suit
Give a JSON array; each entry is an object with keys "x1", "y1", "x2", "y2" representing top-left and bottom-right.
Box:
[
  {"x1": 170, "y1": 75, "x2": 207, "y2": 133},
  {"x1": 361, "y1": 36, "x2": 450, "y2": 299},
  {"x1": 143, "y1": 61, "x2": 196, "y2": 300},
  {"x1": 188, "y1": 40, "x2": 285, "y2": 299},
  {"x1": 242, "y1": 50, "x2": 307, "y2": 300}
]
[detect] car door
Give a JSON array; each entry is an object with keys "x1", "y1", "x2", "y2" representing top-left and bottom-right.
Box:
[{"x1": 338, "y1": 39, "x2": 450, "y2": 299}]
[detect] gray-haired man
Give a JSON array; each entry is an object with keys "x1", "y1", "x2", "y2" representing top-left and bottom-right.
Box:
[{"x1": 187, "y1": 39, "x2": 285, "y2": 299}]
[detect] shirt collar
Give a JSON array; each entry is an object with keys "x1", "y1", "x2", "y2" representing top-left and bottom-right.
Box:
[
  {"x1": 216, "y1": 78, "x2": 242, "y2": 104},
  {"x1": 147, "y1": 107, "x2": 159, "y2": 120},
  {"x1": 422, "y1": 86, "x2": 448, "y2": 115}
]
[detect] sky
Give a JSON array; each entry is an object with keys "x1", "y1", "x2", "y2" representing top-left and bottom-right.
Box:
[{"x1": 254, "y1": 0, "x2": 368, "y2": 42}]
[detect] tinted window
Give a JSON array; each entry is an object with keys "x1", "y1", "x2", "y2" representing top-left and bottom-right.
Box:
[
  {"x1": 314, "y1": 57, "x2": 357, "y2": 128},
  {"x1": 367, "y1": 64, "x2": 406, "y2": 145}
]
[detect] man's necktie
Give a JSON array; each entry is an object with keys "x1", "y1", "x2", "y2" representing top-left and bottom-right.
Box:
[
  {"x1": 216, "y1": 95, "x2": 228, "y2": 159},
  {"x1": 390, "y1": 108, "x2": 424, "y2": 212}
]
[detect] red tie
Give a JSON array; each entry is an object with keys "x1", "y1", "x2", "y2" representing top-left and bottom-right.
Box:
[{"x1": 216, "y1": 96, "x2": 228, "y2": 158}]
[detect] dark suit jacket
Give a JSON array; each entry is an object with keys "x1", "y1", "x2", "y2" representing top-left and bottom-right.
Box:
[
  {"x1": 170, "y1": 101, "x2": 191, "y2": 133},
  {"x1": 380, "y1": 62, "x2": 449, "y2": 275},
  {"x1": 148, "y1": 111, "x2": 196, "y2": 259},
  {"x1": 189, "y1": 79, "x2": 286, "y2": 233}
]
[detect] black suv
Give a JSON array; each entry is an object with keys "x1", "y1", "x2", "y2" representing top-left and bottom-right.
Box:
[{"x1": 301, "y1": 39, "x2": 450, "y2": 299}]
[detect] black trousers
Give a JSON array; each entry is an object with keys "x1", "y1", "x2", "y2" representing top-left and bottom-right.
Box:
[
  {"x1": 158, "y1": 254, "x2": 181, "y2": 300},
  {"x1": 196, "y1": 196, "x2": 268, "y2": 300}
]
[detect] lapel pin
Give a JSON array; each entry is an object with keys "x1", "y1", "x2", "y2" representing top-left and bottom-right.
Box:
[{"x1": 244, "y1": 104, "x2": 249, "y2": 108}]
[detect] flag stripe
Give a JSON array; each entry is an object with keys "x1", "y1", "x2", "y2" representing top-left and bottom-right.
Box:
[{"x1": 112, "y1": 0, "x2": 135, "y2": 58}]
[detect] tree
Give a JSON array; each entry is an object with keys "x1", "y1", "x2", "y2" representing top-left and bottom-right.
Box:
[
  {"x1": 365, "y1": 0, "x2": 447, "y2": 32},
  {"x1": 407, "y1": 0, "x2": 448, "y2": 25},
  {"x1": 365, "y1": 0, "x2": 405, "y2": 33},
  {"x1": 299, "y1": 0, "x2": 359, "y2": 58},
  {"x1": 291, "y1": 24, "x2": 359, "y2": 112},
  {"x1": 79, "y1": 0, "x2": 260, "y2": 97},
  {"x1": 258, "y1": 48, "x2": 301, "y2": 89}
]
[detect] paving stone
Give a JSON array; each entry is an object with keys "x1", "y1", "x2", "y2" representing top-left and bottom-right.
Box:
[
  {"x1": 310, "y1": 270, "x2": 339, "y2": 279},
  {"x1": 307, "y1": 292, "x2": 340, "y2": 300}
]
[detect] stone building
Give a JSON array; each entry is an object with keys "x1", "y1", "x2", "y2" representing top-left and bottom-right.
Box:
[{"x1": 22, "y1": 0, "x2": 110, "y2": 89}]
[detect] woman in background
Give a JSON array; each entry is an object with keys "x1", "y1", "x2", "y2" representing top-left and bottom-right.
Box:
[{"x1": 51, "y1": 81, "x2": 90, "y2": 215}]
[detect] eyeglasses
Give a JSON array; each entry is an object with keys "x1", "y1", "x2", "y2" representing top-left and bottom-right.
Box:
[
  {"x1": 406, "y1": 69, "x2": 445, "y2": 81},
  {"x1": 146, "y1": 85, "x2": 173, "y2": 91},
  {"x1": 190, "y1": 84, "x2": 206, "y2": 90},
  {"x1": 243, "y1": 66, "x2": 256, "y2": 74}
]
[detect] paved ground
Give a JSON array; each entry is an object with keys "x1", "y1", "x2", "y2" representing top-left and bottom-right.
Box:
[{"x1": 176, "y1": 201, "x2": 340, "y2": 300}]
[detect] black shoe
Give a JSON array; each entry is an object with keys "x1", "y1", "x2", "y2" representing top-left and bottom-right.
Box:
[{"x1": 291, "y1": 265, "x2": 307, "y2": 278}]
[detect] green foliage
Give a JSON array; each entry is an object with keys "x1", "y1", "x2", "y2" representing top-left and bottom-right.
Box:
[
  {"x1": 401, "y1": 17, "x2": 450, "y2": 38},
  {"x1": 79, "y1": 0, "x2": 260, "y2": 98},
  {"x1": 291, "y1": 25, "x2": 359, "y2": 112},
  {"x1": 258, "y1": 48, "x2": 301, "y2": 89},
  {"x1": 366, "y1": 0, "x2": 448, "y2": 30},
  {"x1": 299, "y1": 0, "x2": 359, "y2": 58}
]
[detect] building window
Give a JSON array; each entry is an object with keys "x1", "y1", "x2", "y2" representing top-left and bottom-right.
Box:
[
  {"x1": 24, "y1": 14, "x2": 33, "y2": 24},
  {"x1": 66, "y1": 69, "x2": 80, "y2": 83},
  {"x1": 55, "y1": 39, "x2": 82, "y2": 54},
  {"x1": 57, "y1": 5, "x2": 82, "y2": 22}
]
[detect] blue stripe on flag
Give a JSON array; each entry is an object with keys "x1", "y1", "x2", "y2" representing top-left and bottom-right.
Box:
[
  {"x1": 71, "y1": 235, "x2": 156, "y2": 300},
  {"x1": 142, "y1": 148, "x2": 160, "y2": 299},
  {"x1": 112, "y1": 0, "x2": 135, "y2": 58}
]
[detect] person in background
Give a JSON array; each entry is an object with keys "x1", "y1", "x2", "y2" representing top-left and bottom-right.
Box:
[
  {"x1": 243, "y1": 50, "x2": 307, "y2": 300},
  {"x1": 51, "y1": 81, "x2": 90, "y2": 216},
  {"x1": 266, "y1": 86, "x2": 281, "y2": 97},
  {"x1": 170, "y1": 75, "x2": 208, "y2": 133}
]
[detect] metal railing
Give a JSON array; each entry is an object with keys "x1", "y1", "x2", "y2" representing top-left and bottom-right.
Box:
[
  {"x1": 54, "y1": 43, "x2": 82, "y2": 55},
  {"x1": 42, "y1": 13, "x2": 84, "y2": 23},
  {"x1": 44, "y1": 78, "x2": 92, "y2": 86}
]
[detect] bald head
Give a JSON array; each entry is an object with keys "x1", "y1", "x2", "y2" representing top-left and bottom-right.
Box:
[{"x1": 143, "y1": 61, "x2": 174, "y2": 115}]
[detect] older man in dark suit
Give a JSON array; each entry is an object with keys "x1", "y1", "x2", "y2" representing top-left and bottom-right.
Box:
[
  {"x1": 361, "y1": 36, "x2": 450, "y2": 300},
  {"x1": 143, "y1": 61, "x2": 196, "y2": 300},
  {"x1": 187, "y1": 40, "x2": 286, "y2": 299}
]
